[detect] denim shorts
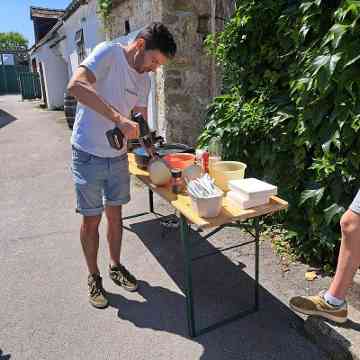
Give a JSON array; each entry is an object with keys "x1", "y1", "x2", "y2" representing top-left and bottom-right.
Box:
[
  {"x1": 350, "y1": 190, "x2": 360, "y2": 215},
  {"x1": 71, "y1": 146, "x2": 130, "y2": 216}
]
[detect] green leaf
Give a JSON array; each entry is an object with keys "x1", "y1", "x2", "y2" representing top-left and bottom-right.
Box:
[
  {"x1": 324, "y1": 203, "x2": 345, "y2": 225},
  {"x1": 344, "y1": 54, "x2": 360, "y2": 68},
  {"x1": 346, "y1": 1, "x2": 360, "y2": 8},
  {"x1": 300, "y1": 2, "x2": 314, "y2": 13},
  {"x1": 300, "y1": 24, "x2": 310, "y2": 39},
  {"x1": 300, "y1": 188, "x2": 325, "y2": 206},
  {"x1": 329, "y1": 24, "x2": 349, "y2": 49},
  {"x1": 351, "y1": 114, "x2": 360, "y2": 132},
  {"x1": 285, "y1": 230, "x2": 298, "y2": 240},
  {"x1": 312, "y1": 55, "x2": 331, "y2": 75},
  {"x1": 272, "y1": 111, "x2": 294, "y2": 126},
  {"x1": 329, "y1": 53, "x2": 342, "y2": 75},
  {"x1": 322, "y1": 130, "x2": 340, "y2": 153},
  {"x1": 312, "y1": 53, "x2": 341, "y2": 77},
  {"x1": 317, "y1": 67, "x2": 330, "y2": 93}
]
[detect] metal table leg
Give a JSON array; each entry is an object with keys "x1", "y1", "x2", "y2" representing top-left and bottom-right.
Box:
[
  {"x1": 254, "y1": 218, "x2": 260, "y2": 311},
  {"x1": 180, "y1": 214, "x2": 196, "y2": 337},
  {"x1": 122, "y1": 189, "x2": 154, "y2": 221},
  {"x1": 148, "y1": 188, "x2": 154, "y2": 213},
  {"x1": 179, "y1": 217, "x2": 263, "y2": 338}
]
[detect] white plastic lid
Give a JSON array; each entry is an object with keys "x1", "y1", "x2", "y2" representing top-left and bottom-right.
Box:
[{"x1": 228, "y1": 178, "x2": 277, "y2": 196}]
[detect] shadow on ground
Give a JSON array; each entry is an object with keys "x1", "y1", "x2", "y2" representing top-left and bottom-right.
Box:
[
  {"x1": 107, "y1": 215, "x2": 338, "y2": 359},
  {"x1": 346, "y1": 281, "x2": 360, "y2": 314},
  {"x1": 0, "y1": 349, "x2": 11, "y2": 360},
  {"x1": 0, "y1": 109, "x2": 16, "y2": 129}
]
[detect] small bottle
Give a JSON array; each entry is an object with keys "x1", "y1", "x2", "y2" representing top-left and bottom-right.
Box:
[
  {"x1": 195, "y1": 149, "x2": 205, "y2": 165},
  {"x1": 202, "y1": 150, "x2": 209, "y2": 173},
  {"x1": 208, "y1": 137, "x2": 222, "y2": 158},
  {"x1": 208, "y1": 137, "x2": 222, "y2": 176},
  {"x1": 171, "y1": 169, "x2": 183, "y2": 194}
]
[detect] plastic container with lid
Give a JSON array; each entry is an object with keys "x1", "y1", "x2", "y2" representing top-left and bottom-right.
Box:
[{"x1": 228, "y1": 178, "x2": 277, "y2": 201}]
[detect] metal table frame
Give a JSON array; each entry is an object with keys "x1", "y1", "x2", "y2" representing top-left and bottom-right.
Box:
[{"x1": 129, "y1": 188, "x2": 263, "y2": 338}]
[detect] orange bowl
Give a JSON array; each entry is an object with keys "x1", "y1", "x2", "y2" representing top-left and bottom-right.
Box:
[{"x1": 163, "y1": 153, "x2": 195, "y2": 170}]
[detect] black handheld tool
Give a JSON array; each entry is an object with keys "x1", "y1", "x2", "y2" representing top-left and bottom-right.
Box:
[
  {"x1": 106, "y1": 112, "x2": 155, "y2": 153},
  {"x1": 106, "y1": 127, "x2": 124, "y2": 150},
  {"x1": 132, "y1": 112, "x2": 150, "y2": 137},
  {"x1": 132, "y1": 112, "x2": 157, "y2": 158}
]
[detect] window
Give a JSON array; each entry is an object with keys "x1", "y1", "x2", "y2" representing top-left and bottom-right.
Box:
[
  {"x1": 125, "y1": 20, "x2": 130, "y2": 35},
  {"x1": 75, "y1": 29, "x2": 86, "y2": 62},
  {"x1": 2, "y1": 54, "x2": 15, "y2": 65}
]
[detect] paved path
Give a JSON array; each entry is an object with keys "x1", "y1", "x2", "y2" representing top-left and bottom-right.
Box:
[{"x1": 0, "y1": 95, "x2": 328, "y2": 359}]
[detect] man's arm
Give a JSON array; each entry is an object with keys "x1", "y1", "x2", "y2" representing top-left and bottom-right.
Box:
[{"x1": 67, "y1": 66, "x2": 139, "y2": 139}]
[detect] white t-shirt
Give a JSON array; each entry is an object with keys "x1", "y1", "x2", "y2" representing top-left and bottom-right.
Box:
[{"x1": 71, "y1": 41, "x2": 151, "y2": 158}]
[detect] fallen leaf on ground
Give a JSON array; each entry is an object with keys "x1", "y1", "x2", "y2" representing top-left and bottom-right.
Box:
[{"x1": 305, "y1": 271, "x2": 317, "y2": 281}]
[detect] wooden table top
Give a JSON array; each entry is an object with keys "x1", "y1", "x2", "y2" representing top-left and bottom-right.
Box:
[{"x1": 128, "y1": 153, "x2": 288, "y2": 229}]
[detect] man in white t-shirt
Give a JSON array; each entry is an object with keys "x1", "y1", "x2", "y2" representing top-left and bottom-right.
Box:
[{"x1": 67, "y1": 23, "x2": 176, "y2": 309}]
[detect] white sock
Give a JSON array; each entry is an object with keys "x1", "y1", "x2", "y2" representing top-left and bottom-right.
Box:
[{"x1": 324, "y1": 291, "x2": 345, "y2": 307}]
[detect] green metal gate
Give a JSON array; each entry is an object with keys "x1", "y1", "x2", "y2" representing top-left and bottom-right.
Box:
[
  {"x1": 0, "y1": 48, "x2": 30, "y2": 95},
  {"x1": 0, "y1": 65, "x2": 28, "y2": 94},
  {"x1": 18, "y1": 72, "x2": 42, "y2": 100}
]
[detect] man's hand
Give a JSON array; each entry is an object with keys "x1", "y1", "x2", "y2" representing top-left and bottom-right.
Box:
[
  {"x1": 114, "y1": 114, "x2": 139, "y2": 139},
  {"x1": 68, "y1": 67, "x2": 139, "y2": 137}
]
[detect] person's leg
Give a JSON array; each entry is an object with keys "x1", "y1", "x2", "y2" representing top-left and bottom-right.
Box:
[
  {"x1": 72, "y1": 150, "x2": 105, "y2": 274},
  {"x1": 80, "y1": 215, "x2": 102, "y2": 275},
  {"x1": 290, "y1": 190, "x2": 360, "y2": 323},
  {"x1": 104, "y1": 154, "x2": 137, "y2": 291},
  {"x1": 81, "y1": 215, "x2": 109, "y2": 308},
  {"x1": 104, "y1": 205, "x2": 123, "y2": 267},
  {"x1": 103, "y1": 154, "x2": 129, "y2": 266},
  {"x1": 71, "y1": 146, "x2": 108, "y2": 308},
  {"x1": 105, "y1": 207, "x2": 138, "y2": 292},
  {"x1": 328, "y1": 209, "x2": 360, "y2": 300}
]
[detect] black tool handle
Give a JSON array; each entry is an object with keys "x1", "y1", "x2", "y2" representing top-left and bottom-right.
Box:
[{"x1": 132, "y1": 112, "x2": 150, "y2": 137}]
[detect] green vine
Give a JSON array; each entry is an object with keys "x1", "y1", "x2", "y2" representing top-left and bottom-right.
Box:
[
  {"x1": 199, "y1": 0, "x2": 360, "y2": 269},
  {"x1": 97, "y1": 0, "x2": 112, "y2": 30}
]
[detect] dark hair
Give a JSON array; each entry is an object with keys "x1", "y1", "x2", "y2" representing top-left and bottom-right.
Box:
[{"x1": 136, "y1": 22, "x2": 177, "y2": 59}]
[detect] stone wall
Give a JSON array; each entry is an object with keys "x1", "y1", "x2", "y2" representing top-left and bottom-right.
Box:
[
  {"x1": 160, "y1": 0, "x2": 213, "y2": 146},
  {"x1": 108, "y1": 0, "x2": 153, "y2": 39}
]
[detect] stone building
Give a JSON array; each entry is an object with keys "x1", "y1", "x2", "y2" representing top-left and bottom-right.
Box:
[{"x1": 107, "y1": 0, "x2": 235, "y2": 146}]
